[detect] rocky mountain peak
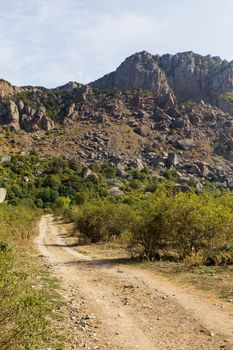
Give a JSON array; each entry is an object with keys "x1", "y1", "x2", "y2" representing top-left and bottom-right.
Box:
[
  {"x1": 91, "y1": 51, "x2": 174, "y2": 106},
  {"x1": 91, "y1": 50, "x2": 233, "y2": 113}
]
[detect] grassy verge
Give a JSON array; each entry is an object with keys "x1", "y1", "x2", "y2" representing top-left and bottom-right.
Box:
[{"x1": 0, "y1": 204, "x2": 66, "y2": 350}]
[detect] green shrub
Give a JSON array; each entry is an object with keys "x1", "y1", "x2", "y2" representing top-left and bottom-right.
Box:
[
  {"x1": 166, "y1": 193, "x2": 233, "y2": 258},
  {"x1": 74, "y1": 203, "x2": 136, "y2": 243},
  {"x1": 130, "y1": 197, "x2": 168, "y2": 260},
  {"x1": 129, "y1": 192, "x2": 233, "y2": 261}
]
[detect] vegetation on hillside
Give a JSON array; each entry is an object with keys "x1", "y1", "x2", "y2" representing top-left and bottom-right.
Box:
[{"x1": 1, "y1": 154, "x2": 233, "y2": 266}]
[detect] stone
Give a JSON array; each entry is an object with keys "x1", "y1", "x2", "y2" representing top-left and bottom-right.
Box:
[
  {"x1": 135, "y1": 124, "x2": 152, "y2": 137},
  {"x1": 167, "y1": 152, "x2": 179, "y2": 167},
  {"x1": 106, "y1": 179, "x2": 123, "y2": 186},
  {"x1": 108, "y1": 187, "x2": 124, "y2": 196},
  {"x1": 172, "y1": 117, "x2": 189, "y2": 129},
  {"x1": 177, "y1": 139, "x2": 195, "y2": 150},
  {"x1": 0, "y1": 155, "x2": 11, "y2": 163},
  {"x1": 189, "y1": 114, "x2": 201, "y2": 125},
  {"x1": 137, "y1": 110, "x2": 150, "y2": 119},
  {"x1": 67, "y1": 103, "x2": 76, "y2": 117},
  {"x1": 0, "y1": 188, "x2": 7, "y2": 203},
  {"x1": 17, "y1": 100, "x2": 25, "y2": 111},
  {"x1": 196, "y1": 162, "x2": 210, "y2": 176},
  {"x1": 0, "y1": 100, "x2": 20, "y2": 130},
  {"x1": 40, "y1": 115, "x2": 54, "y2": 131},
  {"x1": 0, "y1": 178, "x2": 8, "y2": 183},
  {"x1": 150, "y1": 156, "x2": 166, "y2": 168},
  {"x1": 195, "y1": 182, "x2": 203, "y2": 193},
  {"x1": 190, "y1": 164, "x2": 201, "y2": 175},
  {"x1": 130, "y1": 158, "x2": 144, "y2": 171},
  {"x1": 83, "y1": 168, "x2": 99, "y2": 180}
]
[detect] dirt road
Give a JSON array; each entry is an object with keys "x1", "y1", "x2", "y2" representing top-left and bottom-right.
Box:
[{"x1": 35, "y1": 215, "x2": 233, "y2": 350}]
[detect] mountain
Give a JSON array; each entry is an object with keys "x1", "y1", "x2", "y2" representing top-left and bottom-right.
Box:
[
  {"x1": 91, "y1": 51, "x2": 233, "y2": 113},
  {"x1": 0, "y1": 51, "x2": 233, "y2": 189}
]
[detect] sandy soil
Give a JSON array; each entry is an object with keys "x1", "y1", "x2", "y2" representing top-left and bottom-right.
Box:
[{"x1": 35, "y1": 215, "x2": 233, "y2": 350}]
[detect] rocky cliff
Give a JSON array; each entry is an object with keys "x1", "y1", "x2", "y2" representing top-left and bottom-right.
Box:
[{"x1": 92, "y1": 51, "x2": 233, "y2": 112}]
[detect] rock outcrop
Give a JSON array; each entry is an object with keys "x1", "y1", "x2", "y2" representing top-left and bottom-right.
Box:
[
  {"x1": 91, "y1": 51, "x2": 233, "y2": 111},
  {"x1": 0, "y1": 100, "x2": 20, "y2": 130}
]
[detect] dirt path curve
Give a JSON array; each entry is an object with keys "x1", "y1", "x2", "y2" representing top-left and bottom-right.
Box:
[{"x1": 35, "y1": 215, "x2": 233, "y2": 350}]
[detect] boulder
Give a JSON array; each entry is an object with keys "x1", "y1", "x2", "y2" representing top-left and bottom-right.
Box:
[
  {"x1": 135, "y1": 124, "x2": 152, "y2": 137},
  {"x1": 195, "y1": 182, "x2": 203, "y2": 193},
  {"x1": 196, "y1": 162, "x2": 210, "y2": 176},
  {"x1": 0, "y1": 155, "x2": 11, "y2": 163},
  {"x1": 167, "y1": 152, "x2": 179, "y2": 167},
  {"x1": 0, "y1": 188, "x2": 7, "y2": 203},
  {"x1": 108, "y1": 187, "x2": 124, "y2": 196},
  {"x1": 83, "y1": 168, "x2": 99, "y2": 180},
  {"x1": 190, "y1": 164, "x2": 201, "y2": 175},
  {"x1": 189, "y1": 114, "x2": 201, "y2": 125},
  {"x1": 177, "y1": 139, "x2": 195, "y2": 150},
  {"x1": 130, "y1": 158, "x2": 144, "y2": 171},
  {"x1": 106, "y1": 179, "x2": 123, "y2": 186},
  {"x1": 0, "y1": 100, "x2": 20, "y2": 130},
  {"x1": 171, "y1": 116, "x2": 189, "y2": 130}
]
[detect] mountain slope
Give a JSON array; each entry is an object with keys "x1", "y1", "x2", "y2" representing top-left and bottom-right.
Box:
[{"x1": 0, "y1": 50, "x2": 233, "y2": 188}]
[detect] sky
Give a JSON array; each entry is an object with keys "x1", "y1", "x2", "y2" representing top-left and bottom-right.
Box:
[{"x1": 0, "y1": 0, "x2": 233, "y2": 87}]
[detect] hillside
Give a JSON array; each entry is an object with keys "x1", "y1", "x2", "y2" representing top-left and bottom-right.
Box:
[{"x1": 0, "y1": 51, "x2": 233, "y2": 189}]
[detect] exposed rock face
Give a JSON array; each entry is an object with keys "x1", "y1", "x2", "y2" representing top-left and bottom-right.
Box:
[
  {"x1": 0, "y1": 96, "x2": 54, "y2": 132},
  {"x1": 0, "y1": 100, "x2": 20, "y2": 130},
  {"x1": 91, "y1": 51, "x2": 175, "y2": 107},
  {"x1": 91, "y1": 51, "x2": 233, "y2": 111},
  {"x1": 159, "y1": 52, "x2": 211, "y2": 102}
]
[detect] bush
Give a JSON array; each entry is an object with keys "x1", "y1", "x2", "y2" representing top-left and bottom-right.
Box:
[
  {"x1": 130, "y1": 197, "x2": 168, "y2": 260},
  {"x1": 74, "y1": 203, "x2": 136, "y2": 243},
  {"x1": 130, "y1": 192, "x2": 233, "y2": 261},
  {"x1": 166, "y1": 193, "x2": 233, "y2": 258}
]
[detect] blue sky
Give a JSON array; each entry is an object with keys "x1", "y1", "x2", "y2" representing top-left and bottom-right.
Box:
[{"x1": 0, "y1": 0, "x2": 232, "y2": 87}]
